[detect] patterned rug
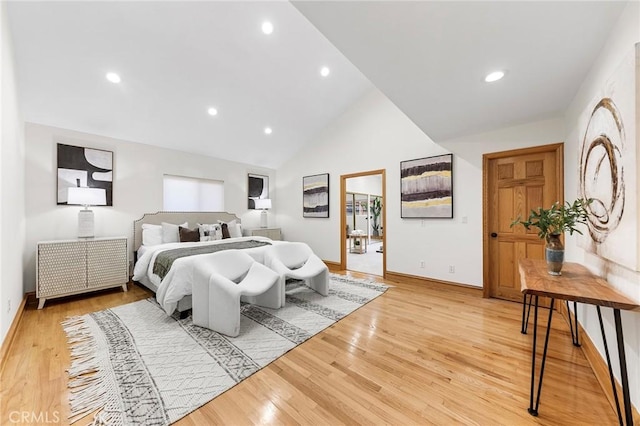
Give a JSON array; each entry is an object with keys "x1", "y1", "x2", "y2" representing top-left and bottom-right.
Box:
[{"x1": 63, "y1": 274, "x2": 388, "y2": 425}]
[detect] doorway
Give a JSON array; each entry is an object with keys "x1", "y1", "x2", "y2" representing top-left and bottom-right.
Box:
[
  {"x1": 340, "y1": 170, "x2": 386, "y2": 277},
  {"x1": 482, "y1": 143, "x2": 563, "y2": 302}
]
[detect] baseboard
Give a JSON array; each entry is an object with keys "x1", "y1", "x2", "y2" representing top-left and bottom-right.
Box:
[
  {"x1": 385, "y1": 270, "x2": 483, "y2": 294},
  {"x1": 0, "y1": 293, "x2": 29, "y2": 375},
  {"x1": 323, "y1": 260, "x2": 342, "y2": 272},
  {"x1": 559, "y1": 303, "x2": 640, "y2": 423}
]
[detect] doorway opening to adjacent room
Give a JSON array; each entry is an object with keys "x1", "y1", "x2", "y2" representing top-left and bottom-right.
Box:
[
  {"x1": 482, "y1": 143, "x2": 563, "y2": 304},
  {"x1": 340, "y1": 170, "x2": 386, "y2": 277}
]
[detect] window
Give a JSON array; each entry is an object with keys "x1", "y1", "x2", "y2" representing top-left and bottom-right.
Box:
[{"x1": 163, "y1": 175, "x2": 224, "y2": 211}]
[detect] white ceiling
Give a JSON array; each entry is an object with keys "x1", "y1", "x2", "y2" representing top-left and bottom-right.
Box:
[
  {"x1": 293, "y1": 1, "x2": 628, "y2": 142},
  {"x1": 7, "y1": 1, "x2": 627, "y2": 168},
  {"x1": 6, "y1": 1, "x2": 373, "y2": 168}
]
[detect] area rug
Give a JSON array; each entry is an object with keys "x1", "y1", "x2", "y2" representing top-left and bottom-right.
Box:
[{"x1": 62, "y1": 274, "x2": 388, "y2": 425}]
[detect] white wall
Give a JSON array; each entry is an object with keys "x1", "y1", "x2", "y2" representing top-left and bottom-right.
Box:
[
  {"x1": 1, "y1": 2, "x2": 26, "y2": 344},
  {"x1": 346, "y1": 174, "x2": 381, "y2": 195},
  {"x1": 563, "y1": 0, "x2": 640, "y2": 411},
  {"x1": 23, "y1": 123, "x2": 275, "y2": 293},
  {"x1": 277, "y1": 88, "x2": 565, "y2": 285}
]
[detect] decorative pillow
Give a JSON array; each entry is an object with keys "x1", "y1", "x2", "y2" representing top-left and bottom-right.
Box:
[
  {"x1": 162, "y1": 222, "x2": 188, "y2": 244},
  {"x1": 219, "y1": 219, "x2": 243, "y2": 238},
  {"x1": 198, "y1": 223, "x2": 222, "y2": 241},
  {"x1": 220, "y1": 223, "x2": 231, "y2": 239},
  {"x1": 179, "y1": 226, "x2": 200, "y2": 243},
  {"x1": 141, "y1": 224, "x2": 163, "y2": 246}
]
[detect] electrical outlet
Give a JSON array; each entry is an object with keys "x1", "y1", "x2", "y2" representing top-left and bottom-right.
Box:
[
  {"x1": 420, "y1": 260, "x2": 425, "y2": 268},
  {"x1": 7, "y1": 299, "x2": 11, "y2": 314},
  {"x1": 421, "y1": 219, "x2": 426, "y2": 227},
  {"x1": 449, "y1": 265, "x2": 455, "y2": 273},
  {"x1": 461, "y1": 216, "x2": 468, "y2": 224}
]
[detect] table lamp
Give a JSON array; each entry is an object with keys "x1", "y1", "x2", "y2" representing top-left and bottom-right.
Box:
[
  {"x1": 67, "y1": 187, "x2": 107, "y2": 238},
  {"x1": 254, "y1": 198, "x2": 272, "y2": 228}
]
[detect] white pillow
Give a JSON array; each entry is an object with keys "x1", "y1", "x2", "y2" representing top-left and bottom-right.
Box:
[
  {"x1": 162, "y1": 222, "x2": 188, "y2": 243},
  {"x1": 230, "y1": 221, "x2": 243, "y2": 238},
  {"x1": 198, "y1": 223, "x2": 222, "y2": 241},
  {"x1": 141, "y1": 224, "x2": 163, "y2": 246},
  {"x1": 220, "y1": 219, "x2": 243, "y2": 239}
]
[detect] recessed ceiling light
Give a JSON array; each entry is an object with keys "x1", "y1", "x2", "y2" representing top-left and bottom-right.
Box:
[
  {"x1": 262, "y1": 21, "x2": 274, "y2": 35},
  {"x1": 485, "y1": 71, "x2": 505, "y2": 83},
  {"x1": 106, "y1": 72, "x2": 121, "y2": 83},
  {"x1": 264, "y1": 127, "x2": 273, "y2": 135},
  {"x1": 207, "y1": 107, "x2": 218, "y2": 116},
  {"x1": 320, "y1": 66, "x2": 331, "y2": 77}
]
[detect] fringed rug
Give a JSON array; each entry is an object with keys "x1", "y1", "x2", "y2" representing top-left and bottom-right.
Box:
[{"x1": 63, "y1": 274, "x2": 388, "y2": 425}]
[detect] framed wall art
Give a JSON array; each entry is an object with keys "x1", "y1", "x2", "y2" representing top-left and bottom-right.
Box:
[
  {"x1": 248, "y1": 173, "x2": 269, "y2": 209},
  {"x1": 303, "y1": 173, "x2": 329, "y2": 218},
  {"x1": 400, "y1": 154, "x2": 452, "y2": 218},
  {"x1": 57, "y1": 143, "x2": 113, "y2": 206}
]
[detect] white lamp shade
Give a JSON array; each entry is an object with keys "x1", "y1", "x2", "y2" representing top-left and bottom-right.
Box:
[
  {"x1": 254, "y1": 198, "x2": 272, "y2": 210},
  {"x1": 67, "y1": 187, "x2": 107, "y2": 206}
]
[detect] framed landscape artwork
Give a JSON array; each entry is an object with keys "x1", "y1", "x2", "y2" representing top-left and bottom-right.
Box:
[
  {"x1": 57, "y1": 143, "x2": 113, "y2": 206},
  {"x1": 303, "y1": 173, "x2": 329, "y2": 218},
  {"x1": 400, "y1": 154, "x2": 453, "y2": 218}
]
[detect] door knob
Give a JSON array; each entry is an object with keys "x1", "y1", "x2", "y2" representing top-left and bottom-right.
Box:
[{"x1": 491, "y1": 232, "x2": 498, "y2": 238}]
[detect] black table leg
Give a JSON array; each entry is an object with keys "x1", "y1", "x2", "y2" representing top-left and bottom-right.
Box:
[
  {"x1": 566, "y1": 300, "x2": 580, "y2": 346},
  {"x1": 522, "y1": 293, "x2": 532, "y2": 334},
  {"x1": 528, "y1": 296, "x2": 555, "y2": 416},
  {"x1": 597, "y1": 306, "x2": 624, "y2": 425},
  {"x1": 614, "y1": 309, "x2": 633, "y2": 426}
]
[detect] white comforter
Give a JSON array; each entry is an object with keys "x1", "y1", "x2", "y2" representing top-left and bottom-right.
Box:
[{"x1": 133, "y1": 236, "x2": 280, "y2": 314}]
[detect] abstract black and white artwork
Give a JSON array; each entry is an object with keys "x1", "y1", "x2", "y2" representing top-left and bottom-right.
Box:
[
  {"x1": 577, "y1": 43, "x2": 638, "y2": 270},
  {"x1": 303, "y1": 173, "x2": 329, "y2": 218},
  {"x1": 401, "y1": 154, "x2": 453, "y2": 218},
  {"x1": 248, "y1": 174, "x2": 269, "y2": 209},
  {"x1": 57, "y1": 143, "x2": 113, "y2": 206}
]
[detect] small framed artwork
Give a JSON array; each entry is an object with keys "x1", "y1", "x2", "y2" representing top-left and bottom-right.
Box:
[
  {"x1": 57, "y1": 143, "x2": 113, "y2": 206},
  {"x1": 400, "y1": 154, "x2": 453, "y2": 218},
  {"x1": 303, "y1": 173, "x2": 329, "y2": 218},
  {"x1": 248, "y1": 173, "x2": 269, "y2": 209}
]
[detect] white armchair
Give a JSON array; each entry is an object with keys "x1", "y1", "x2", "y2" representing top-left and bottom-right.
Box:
[
  {"x1": 191, "y1": 250, "x2": 281, "y2": 337},
  {"x1": 264, "y1": 242, "x2": 329, "y2": 306}
]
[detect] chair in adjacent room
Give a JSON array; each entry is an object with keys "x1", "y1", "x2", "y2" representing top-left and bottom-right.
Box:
[
  {"x1": 191, "y1": 249, "x2": 281, "y2": 337},
  {"x1": 264, "y1": 242, "x2": 329, "y2": 306}
]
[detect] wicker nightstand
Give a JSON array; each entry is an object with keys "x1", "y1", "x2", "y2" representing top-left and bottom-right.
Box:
[{"x1": 36, "y1": 237, "x2": 128, "y2": 309}]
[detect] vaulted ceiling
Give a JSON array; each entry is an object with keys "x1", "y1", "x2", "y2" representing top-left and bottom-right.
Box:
[
  {"x1": 293, "y1": 1, "x2": 627, "y2": 141},
  {"x1": 7, "y1": 1, "x2": 627, "y2": 168}
]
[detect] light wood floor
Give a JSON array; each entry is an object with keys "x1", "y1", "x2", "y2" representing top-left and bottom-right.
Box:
[{"x1": 1, "y1": 272, "x2": 618, "y2": 425}]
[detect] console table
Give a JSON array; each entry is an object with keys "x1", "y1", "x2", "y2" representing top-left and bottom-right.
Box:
[{"x1": 519, "y1": 258, "x2": 638, "y2": 425}]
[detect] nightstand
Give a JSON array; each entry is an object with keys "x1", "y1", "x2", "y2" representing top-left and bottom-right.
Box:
[
  {"x1": 36, "y1": 237, "x2": 128, "y2": 309},
  {"x1": 247, "y1": 227, "x2": 282, "y2": 241}
]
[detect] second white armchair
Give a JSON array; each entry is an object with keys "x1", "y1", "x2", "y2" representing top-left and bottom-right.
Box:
[{"x1": 264, "y1": 242, "x2": 329, "y2": 306}]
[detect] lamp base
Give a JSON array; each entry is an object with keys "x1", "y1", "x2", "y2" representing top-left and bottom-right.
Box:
[
  {"x1": 78, "y1": 209, "x2": 95, "y2": 238},
  {"x1": 260, "y1": 210, "x2": 268, "y2": 228}
]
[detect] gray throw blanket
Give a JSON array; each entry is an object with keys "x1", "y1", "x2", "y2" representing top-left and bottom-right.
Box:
[{"x1": 153, "y1": 240, "x2": 272, "y2": 280}]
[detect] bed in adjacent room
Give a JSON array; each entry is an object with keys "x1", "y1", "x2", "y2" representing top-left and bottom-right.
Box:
[{"x1": 132, "y1": 211, "x2": 282, "y2": 315}]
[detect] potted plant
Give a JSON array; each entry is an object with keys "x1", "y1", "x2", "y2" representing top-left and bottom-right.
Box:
[
  {"x1": 511, "y1": 198, "x2": 591, "y2": 275},
  {"x1": 370, "y1": 197, "x2": 382, "y2": 237}
]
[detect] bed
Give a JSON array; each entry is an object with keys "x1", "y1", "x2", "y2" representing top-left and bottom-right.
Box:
[{"x1": 132, "y1": 211, "x2": 282, "y2": 315}]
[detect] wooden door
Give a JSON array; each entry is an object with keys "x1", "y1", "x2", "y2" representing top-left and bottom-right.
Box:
[{"x1": 483, "y1": 144, "x2": 563, "y2": 303}]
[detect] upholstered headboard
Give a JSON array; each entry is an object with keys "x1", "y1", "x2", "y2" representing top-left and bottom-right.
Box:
[{"x1": 133, "y1": 211, "x2": 241, "y2": 253}]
